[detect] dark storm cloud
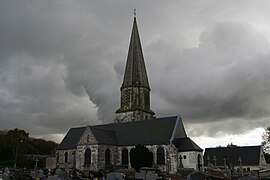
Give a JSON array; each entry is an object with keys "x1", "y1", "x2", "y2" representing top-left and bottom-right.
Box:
[
  {"x1": 0, "y1": 0, "x2": 105, "y2": 135},
  {"x1": 149, "y1": 22, "x2": 270, "y2": 135},
  {"x1": 0, "y1": 0, "x2": 270, "y2": 140}
]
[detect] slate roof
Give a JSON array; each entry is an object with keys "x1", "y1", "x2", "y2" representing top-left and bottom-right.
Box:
[
  {"x1": 89, "y1": 127, "x2": 117, "y2": 145},
  {"x1": 122, "y1": 17, "x2": 149, "y2": 89},
  {"x1": 204, "y1": 146, "x2": 262, "y2": 166},
  {"x1": 173, "y1": 137, "x2": 203, "y2": 152},
  {"x1": 57, "y1": 116, "x2": 198, "y2": 151},
  {"x1": 94, "y1": 116, "x2": 186, "y2": 146},
  {"x1": 57, "y1": 127, "x2": 85, "y2": 150}
]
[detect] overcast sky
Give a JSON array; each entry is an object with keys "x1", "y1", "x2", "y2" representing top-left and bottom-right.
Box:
[{"x1": 1, "y1": 0, "x2": 270, "y2": 149}]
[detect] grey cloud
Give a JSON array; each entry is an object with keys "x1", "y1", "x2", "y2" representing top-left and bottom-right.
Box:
[
  {"x1": 1, "y1": 0, "x2": 270, "y2": 140},
  {"x1": 148, "y1": 22, "x2": 270, "y2": 136}
]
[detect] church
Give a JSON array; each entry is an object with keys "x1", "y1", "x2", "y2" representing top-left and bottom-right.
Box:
[{"x1": 56, "y1": 15, "x2": 203, "y2": 172}]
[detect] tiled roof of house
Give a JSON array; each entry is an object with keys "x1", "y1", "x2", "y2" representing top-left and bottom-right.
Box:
[
  {"x1": 57, "y1": 127, "x2": 85, "y2": 150},
  {"x1": 204, "y1": 145, "x2": 262, "y2": 166},
  {"x1": 89, "y1": 127, "x2": 117, "y2": 145},
  {"x1": 173, "y1": 137, "x2": 203, "y2": 152},
  {"x1": 94, "y1": 116, "x2": 186, "y2": 146}
]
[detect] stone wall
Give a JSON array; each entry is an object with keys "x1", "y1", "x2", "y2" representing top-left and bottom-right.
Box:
[
  {"x1": 167, "y1": 144, "x2": 179, "y2": 172},
  {"x1": 57, "y1": 149, "x2": 76, "y2": 169},
  {"x1": 74, "y1": 144, "x2": 175, "y2": 172},
  {"x1": 115, "y1": 110, "x2": 154, "y2": 123},
  {"x1": 114, "y1": 144, "x2": 176, "y2": 172},
  {"x1": 76, "y1": 145, "x2": 98, "y2": 170},
  {"x1": 75, "y1": 127, "x2": 99, "y2": 170},
  {"x1": 57, "y1": 138, "x2": 185, "y2": 172},
  {"x1": 97, "y1": 145, "x2": 118, "y2": 170},
  {"x1": 77, "y1": 126, "x2": 97, "y2": 145},
  {"x1": 179, "y1": 151, "x2": 203, "y2": 170}
]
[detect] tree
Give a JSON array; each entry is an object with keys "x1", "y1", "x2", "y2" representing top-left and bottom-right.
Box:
[
  {"x1": 0, "y1": 128, "x2": 58, "y2": 168},
  {"x1": 130, "y1": 144, "x2": 153, "y2": 171},
  {"x1": 0, "y1": 129, "x2": 29, "y2": 163},
  {"x1": 264, "y1": 152, "x2": 270, "y2": 164},
  {"x1": 262, "y1": 127, "x2": 270, "y2": 153}
]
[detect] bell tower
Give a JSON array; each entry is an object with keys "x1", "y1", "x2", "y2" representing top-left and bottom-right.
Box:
[{"x1": 115, "y1": 14, "x2": 155, "y2": 123}]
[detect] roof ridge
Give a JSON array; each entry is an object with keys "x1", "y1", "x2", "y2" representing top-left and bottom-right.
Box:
[
  {"x1": 206, "y1": 145, "x2": 261, "y2": 149},
  {"x1": 95, "y1": 115, "x2": 179, "y2": 127},
  {"x1": 70, "y1": 126, "x2": 87, "y2": 129},
  {"x1": 91, "y1": 126, "x2": 116, "y2": 132}
]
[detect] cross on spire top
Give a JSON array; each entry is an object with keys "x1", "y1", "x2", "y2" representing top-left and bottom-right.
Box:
[{"x1": 134, "y1": 9, "x2": 136, "y2": 18}]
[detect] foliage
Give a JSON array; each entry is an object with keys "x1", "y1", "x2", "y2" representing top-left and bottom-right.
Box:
[
  {"x1": 264, "y1": 152, "x2": 270, "y2": 164},
  {"x1": 227, "y1": 143, "x2": 237, "y2": 148},
  {"x1": 0, "y1": 128, "x2": 58, "y2": 168},
  {"x1": 262, "y1": 127, "x2": 270, "y2": 153},
  {"x1": 30, "y1": 138, "x2": 57, "y2": 155},
  {"x1": 130, "y1": 144, "x2": 153, "y2": 171}
]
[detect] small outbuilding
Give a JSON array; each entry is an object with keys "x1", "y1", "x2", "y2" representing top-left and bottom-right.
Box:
[{"x1": 204, "y1": 145, "x2": 268, "y2": 171}]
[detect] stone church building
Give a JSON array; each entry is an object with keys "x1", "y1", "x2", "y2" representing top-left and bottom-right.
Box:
[{"x1": 56, "y1": 16, "x2": 203, "y2": 172}]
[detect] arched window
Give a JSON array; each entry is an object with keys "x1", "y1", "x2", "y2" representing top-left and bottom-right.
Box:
[
  {"x1": 122, "y1": 149, "x2": 128, "y2": 166},
  {"x1": 179, "y1": 155, "x2": 183, "y2": 168},
  {"x1": 145, "y1": 91, "x2": 150, "y2": 109},
  {"x1": 157, "y1": 147, "x2": 165, "y2": 165},
  {"x1": 197, "y1": 154, "x2": 202, "y2": 171},
  {"x1": 105, "y1": 149, "x2": 111, "y2": 165},
  {"x1": 84, "y1": 148, "x2": 91, "y2": 165},
  {"x1": 124, "y1": 89, "x2": 131, "y2": 109},
  {"x1": 64, "y1": 151, "x2": 68, "y2": 163},
  {"x1": 86, "y1": 135, "x2": 90, "y2": 143},
  {"x1": 56, "y1": 152, "x2": 59, "y2": 163}
]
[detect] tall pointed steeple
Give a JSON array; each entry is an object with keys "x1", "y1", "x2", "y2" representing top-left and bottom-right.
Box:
[
  {"x1": 115, "y1": 14, "x2": 155, "y2": 123},
  {"x1": 122, "y1": 15, "x2": 149, "y2": 89}
]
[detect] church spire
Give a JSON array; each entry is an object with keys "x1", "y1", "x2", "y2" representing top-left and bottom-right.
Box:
[
  {"x1": 122, "y1": 13, "x2": 150, "y2": 90},
  {"x1": 115, "y1": 14, "x2": 155, "y2": 123}
]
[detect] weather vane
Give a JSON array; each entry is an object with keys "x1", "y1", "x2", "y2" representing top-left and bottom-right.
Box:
[{"x1": 134, "y1": 9, "x2": 136, "y2": 18}]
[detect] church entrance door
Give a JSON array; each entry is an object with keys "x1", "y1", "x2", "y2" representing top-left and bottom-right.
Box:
[{"x1": 197, "y1": 154, "x2": 202, "y2": 171}]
